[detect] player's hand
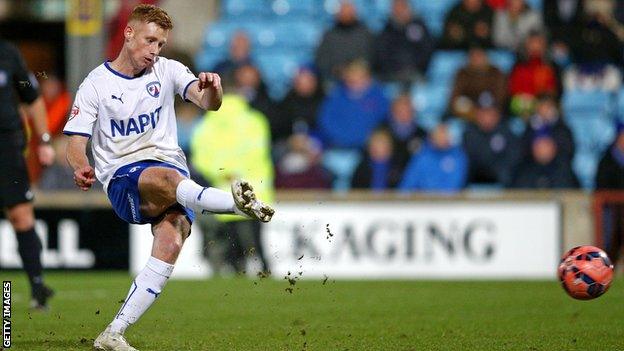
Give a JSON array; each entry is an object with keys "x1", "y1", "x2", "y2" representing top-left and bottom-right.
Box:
[
  {"x1": 37, "y1": 144, "x2": 55, "y2": 167},
  {"x1": 73, "y1": 165, "x2": 96, "y2": 191},
  {"x1": 197, "y1": 72, "x2": 221, "y2": 92}
]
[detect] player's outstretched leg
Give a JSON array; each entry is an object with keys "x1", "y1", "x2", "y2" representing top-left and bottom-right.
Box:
[
  {"x1": 175, "y1": 177, "x2": 274, "y2": 222},
  {"x1": 135, "y1": 167, "x2": 274, "y2": 223},
  {"x1": 6, "y1": 202, "x2": 54, "y2": 310},
  {"x1": 94, "y1": 212, "x2": 189, "y2": 351}
]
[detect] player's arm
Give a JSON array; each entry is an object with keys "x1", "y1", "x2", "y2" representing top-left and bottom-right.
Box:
[
  {"x1": 185, "y1": 72, "x2": 222, "y2": 111},
  {"x1": 66, "y1": 135, "x2": 96, "y2": 191}
]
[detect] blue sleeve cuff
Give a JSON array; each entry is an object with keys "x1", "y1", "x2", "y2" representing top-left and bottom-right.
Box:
[
  {"x1": 182, "y1": 79, "x2": 199, "y2": 102},
  {"x1": 63, "y1": 131, "x2": 92, "y2": 138}
]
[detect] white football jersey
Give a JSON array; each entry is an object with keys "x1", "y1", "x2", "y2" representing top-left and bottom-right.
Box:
[{"x1": 63, "y1": 57, "x2": 198, "y2": 192}]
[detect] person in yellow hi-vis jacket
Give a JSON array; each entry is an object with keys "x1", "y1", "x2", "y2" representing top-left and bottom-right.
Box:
[{"x1": 190, "y1": 92, "x2": 274, "y2": 275}]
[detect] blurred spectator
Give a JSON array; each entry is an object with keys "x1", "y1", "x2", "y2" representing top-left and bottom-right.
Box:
[
  {"x1": 463, "y1": 92, "x2": 522, "y2": 186},
  {"x1": 572, "y1": 2, "x2": 624, "y2": 65},
  {"x1": 382, "y1": 94, "x2": 427, "y2": 168},
  {"x1": 508, "y1": 31, "x2": 559, "y2": 118},
  {"x1": 271, "y1": 65, "x2": 324, "y2": 143},
  {"x1": 190, "y1": 91, "x2": 274, "y2": 275},
  {"x1": 351, "y1": 129, "x2": 404, "y2": 190},
  {"x1": 493, "y1": 0, "x2": 543, "y2": 51},
  {"x1": 315, "y1": 1, "x2": 374, "y2": 81},
  {"x1": 373, "y1": 0, "x2": 435, "y2": 82},
  {"x1": 521, "y1": 94, "x2": 575, "y2": 163},
  {"x1": 595, "y1": 120, "x2": 624, "y2": 265},
  {"x1": 40, "y1": 73, "x2": 70, "y2": 136},
  {"x1": 175, "y1": 99, "x2": 201, "y2": 156},
  {"x1": 596, "y1": 120, "x2": 624, "y2": 189},
  {"x1": 440, "y1": 0, "x2": 494, "y2": 49},
  {"x1": 275, "y1": 133, "x2": 331, "y2": 189},
  {"x1": 39, "y1": 137, "x2": 87, "y2": 190},
  {"x1": 512, "y1": 130, "x2": 579, "y2": 188},
  {"x1": 563, "y1": 63, "x2": 622, "y2": 92},
  {"x1": 449, "y1": 45, "x2": 506, "y2": 122},
  {"x1": 316, "y1": 60, "x2": 389, "y2": 150},
  {"x1": 213, "y1": 31, "x2": 253, "y2": 79},
  {"x1": 571, "y1": 4, "x2": 623, "y2": 65},
  {"x1": 26, "y1": 73, "x2": 71, "y2": 184},
  {"x1": 399, "y1": 124, "x2": 468, "y2": 192},
  {"x1": 543, "y1": 0, "x2": 584, "y2": 49},
  {"x1": 233, "y1": 63, "x2": 274, "y2": 119},
  {"x1": 486, "y1": 0, "x2": 506, "y2": 10}
]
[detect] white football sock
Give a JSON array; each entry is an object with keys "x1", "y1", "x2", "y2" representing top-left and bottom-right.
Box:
[
  {"x1": 109, "y1": 257, "x2": 174, "y2": 334},
  {"x1": 176, "y1": 178, "x2": 244, "y2": 216}
]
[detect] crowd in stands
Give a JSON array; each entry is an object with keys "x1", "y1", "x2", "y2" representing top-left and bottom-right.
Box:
[{"x1": 37, "y1": 0, "x2": 624, "y2": 194}]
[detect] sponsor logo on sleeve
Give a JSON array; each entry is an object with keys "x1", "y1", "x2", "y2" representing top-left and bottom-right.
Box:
[{"x1": 69, "y1": 105, "x2": 80, "y2": 121}]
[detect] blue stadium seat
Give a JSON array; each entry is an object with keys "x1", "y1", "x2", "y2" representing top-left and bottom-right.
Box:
[
  {"x1": 202, "y1": 21, "x2": 242, "y2": 54},
  {"x1": 410, "y1": 0, "x2": 457, "y2": 37},
  {"x1": 270, "y1": 0, "x2": 318, "y2": 17},
  {"x1": 194, "y1": 50, "x2": 226, "y2": 72},
  {"x1": 426, "y1": 51, "x2": 467, "y2": 86},
  {"x1": 562, "y1": 90, "x2": 614, "y2": 116},
  {"x1": 411, "y1": 83, "x2": 451, "y2": 130},
  {"x1": 573, "y1": 151, "x2": 600, "y2": 190},
  {"x1": 446, "y1": 118, "x2": 466, "y2": 146},
  {"x1": 566, "y1": 114, "x2": 616, "y2": 152},
  {"x1": 255, "y1": 52, "x2": 309, "y2": 99},
  {"x1": 524, "y1": 0, "x2": 543, "y2": 10},
  {"x1": 616, "y1": 88, "x2": 624, "y2": 114},
  {"x1": 487, "y1": 50, "x2": 516, "y2": 73},
  {"x1": 221, "y1": 0, "x2": 269, "y2": 18},
  {"x1": 322, "y1": 149, "x2": 362, "y2": 191}
]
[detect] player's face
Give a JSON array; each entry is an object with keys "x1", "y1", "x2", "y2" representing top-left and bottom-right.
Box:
[{"x1": 126, "y1": 21, "x2": 169, "y2": 70}]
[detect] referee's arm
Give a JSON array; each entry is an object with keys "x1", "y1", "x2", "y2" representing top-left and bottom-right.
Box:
[{"x1": 12, "y1": 46, "x2": 54, "y2": 166}]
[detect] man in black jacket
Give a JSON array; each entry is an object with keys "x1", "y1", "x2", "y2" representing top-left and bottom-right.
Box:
[
  {"x1": 440, "y1": 0, "x2": 494, "y2": 49},
  {"x1": 315, "y1": 1, "x2": 374, "y2": 81},
  {"x1": 463, "y1": 93, "x2": 521, "y2": 187},
  {"x1": 0, "y1": 39, "x2": 55, "y2": 309},
  {"x1": 512, "y1": 129, "x2": 579, "y2": 189},
  {"x1": 373, "y1": 0, "x2": 435, "y2": 82}
]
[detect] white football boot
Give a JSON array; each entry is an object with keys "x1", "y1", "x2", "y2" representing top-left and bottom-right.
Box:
[
  {"x1": 93, "y1": 326, "x2": 138, "y2": 351},
  {"x1": 231, "y1": 180, "x2": 275, "y2": 222}
]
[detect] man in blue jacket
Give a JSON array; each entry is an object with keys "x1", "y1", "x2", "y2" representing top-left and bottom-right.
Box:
[
  {"x1": 316, "y1": 60, "x2": 389, "y2": 150},
  {"x1": 399, "y1": 124, "x2": 468, "y2": 192}
]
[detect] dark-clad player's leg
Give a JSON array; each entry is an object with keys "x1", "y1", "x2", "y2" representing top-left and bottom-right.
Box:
[{"x1": 5, "y1": 202, "x2": 54, "y2": 310}]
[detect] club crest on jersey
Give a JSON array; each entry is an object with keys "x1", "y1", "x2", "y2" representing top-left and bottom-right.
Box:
[{"x1": 146, "y1": 81, "x2": 161, "y2": 98}]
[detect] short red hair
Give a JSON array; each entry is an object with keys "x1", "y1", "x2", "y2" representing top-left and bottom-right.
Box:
[{"x1": 129, "y1": 4, "x2": 173, "y2": 30}]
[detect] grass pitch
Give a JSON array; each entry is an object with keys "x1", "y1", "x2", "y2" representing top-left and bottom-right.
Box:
[{"x1": 3, "y1": 272, "x2": 624, "y2": 350}]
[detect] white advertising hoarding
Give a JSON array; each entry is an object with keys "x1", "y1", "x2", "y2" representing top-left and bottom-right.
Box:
[{"x1": 131, "y1": 201, "x2": 561, "y2": 279}]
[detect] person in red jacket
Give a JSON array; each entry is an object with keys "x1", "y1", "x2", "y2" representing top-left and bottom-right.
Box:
[{"x1": 508, "y1": 31, "x2": 559, "y2": 118}]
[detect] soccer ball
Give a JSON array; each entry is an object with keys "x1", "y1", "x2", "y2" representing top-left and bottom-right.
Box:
[{"x1": 558, "y1": 246, "x2": 614, "y2": 300}]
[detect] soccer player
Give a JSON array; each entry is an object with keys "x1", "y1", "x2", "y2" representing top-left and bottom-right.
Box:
[
  {"x1": 0, "y1": 38, "x2": 55, "y2": 310},
  {"x1": 63, "y1": 5, "x2": 274, "y2": 351}
]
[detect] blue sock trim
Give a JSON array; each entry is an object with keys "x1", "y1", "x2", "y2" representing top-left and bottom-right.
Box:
[{"x1": 116, "y1": 281, "x2": 138, "y2": 319}]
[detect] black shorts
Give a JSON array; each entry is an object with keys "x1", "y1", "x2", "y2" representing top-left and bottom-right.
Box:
[{"x1": 0, "y1": 131, "x2": 33, "y2": 208}]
